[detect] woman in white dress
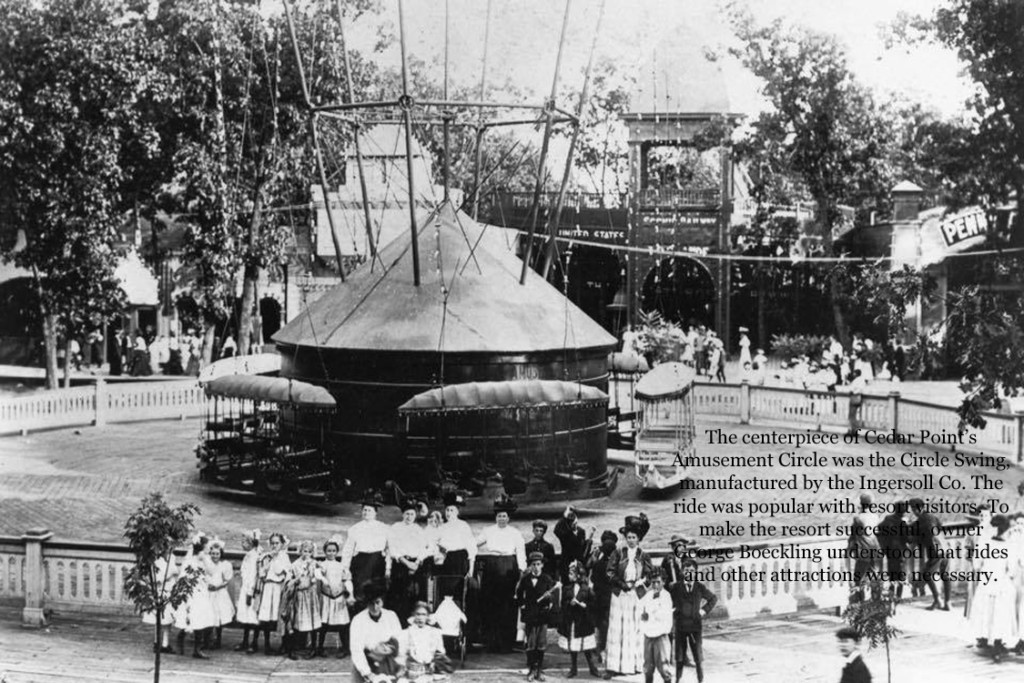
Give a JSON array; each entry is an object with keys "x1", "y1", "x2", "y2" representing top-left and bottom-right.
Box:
[
  {"x1": 206, "y1": 539, "x2": 235, "y2": 649},
  {"x1": 234, "y1": 529, "x2": 262, "y2": 653},
  {"x1": 256, "y1": 532, "x2": 292, "y2": 655},
  {"x1": 969, "y1": 515, "x2": 1017, "y2": 661},
  {"x1": 317, "y1": 537, "x2": 353, "y2": 657},
  {"x1": 174, "y1": 533, "x2": 217, "y2": 658}
]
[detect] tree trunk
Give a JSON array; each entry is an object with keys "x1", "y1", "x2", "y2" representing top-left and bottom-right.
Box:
[
  {"x1": 62, "y1": 337, "x2": 72, "y2": 388},
  {"x1": 202, "y1": 319, "x2": 217, "y2": 367},
  {"x1": 154, "y1": 610, "x2": 161, "y2": 683},
  {"x1": 237, "y1": 264, "x2": 262, "y2": 356},
  {"x1": 42, "y1": 313, "x2": 59, "y2": 390}
]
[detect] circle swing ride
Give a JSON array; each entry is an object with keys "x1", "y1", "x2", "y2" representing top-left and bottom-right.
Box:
[{"x1": 196, "y1": 0, "x2": 693, "y2": 509}]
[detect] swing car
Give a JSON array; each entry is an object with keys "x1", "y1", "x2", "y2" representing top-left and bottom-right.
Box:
[
  {"x1": 397, "y1": 379, "x2": 617, "y2": 507},
  {"x1": 606, "y1": 351, "x2": 649, "y2": 450},
  {"x1": 196, "y1": 375, "x2": 340, "y2": 501},
  {"x1": 633, "y1": 362, "x2": 696, "y2": 490}
]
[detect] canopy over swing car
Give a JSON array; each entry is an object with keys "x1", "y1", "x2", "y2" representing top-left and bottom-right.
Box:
[
  {"x1": 633, "y1": 362, "x2": 697, "y2": 491},
  {"x1": 197, "y1": 375, "x2": 340, "y2": 500},
  {"x1": 397, "y1": 379, "x2": 615, "y2": 504}
]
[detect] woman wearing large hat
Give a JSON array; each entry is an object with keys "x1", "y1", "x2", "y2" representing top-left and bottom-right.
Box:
[
  {"x1": 476, "y1": 493, "x2": 526, "y2": 653},
  {"x1": 341, "y1": 490, "x2": 389, "y2": 612},
  {"x1": 603, "y1": 513, "x2": 653, "y2": 678}
]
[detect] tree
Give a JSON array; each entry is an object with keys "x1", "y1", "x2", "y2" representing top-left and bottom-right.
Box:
[
  {"x1": 728, "y1": 12, "x2": 905, "y2": 344},
  {"x1": 0, "y1": 0, "x2": 164, "y2": 387},
  {"x1": 123, "y1": 493, "x2": 200, "y2": 683},
  {"x1": 843, "y1": 579, "x2": 901, "y2": 683}
]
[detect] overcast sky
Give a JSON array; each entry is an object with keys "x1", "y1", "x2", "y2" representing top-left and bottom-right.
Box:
[{"x1": 339, "y1": 0, "x2": 972, "y2": 119}]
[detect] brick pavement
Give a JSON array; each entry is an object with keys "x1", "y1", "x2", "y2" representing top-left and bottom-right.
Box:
[{"x1": 2, "y1": 416, "x2": 1024, "y2": 549}]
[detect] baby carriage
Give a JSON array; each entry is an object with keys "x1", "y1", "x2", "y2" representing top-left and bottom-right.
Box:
[{"x1": 426, "y1": 575, "x2": 469, "y2": 665}]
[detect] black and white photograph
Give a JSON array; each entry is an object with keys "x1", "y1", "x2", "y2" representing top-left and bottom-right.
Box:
[{"x1": 1, "y1": 0, "x2": 1024, "y2": 681}]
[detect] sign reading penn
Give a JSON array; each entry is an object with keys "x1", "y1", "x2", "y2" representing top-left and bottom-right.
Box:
[{"x1": 939, "y1": 207, "x2": 988, "y2": 247}]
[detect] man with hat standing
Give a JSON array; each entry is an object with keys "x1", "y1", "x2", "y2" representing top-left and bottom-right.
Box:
[
  {"x1": 587, "y1": 530, "x2": 619, "y2": 661},
  {"x1": 476, "y1": 493, "x2": 527, "y2": 653},
  {"x1": 525, "y1": 519, "x2": 557, "y2": 580},
  {"x1": 669, "y1": 559, "x2": 717, "y2": 683},
  {"x1": 386, "y1": 497, "x2": 429, "y2": 624},
  {"x1": 660, "y1": 534, "x2": 692, "y2": 588},
  {"x1": 349, "y1": 581, "x2": 404, "y2": 683},
  {"x1": 516, "y1": 551, "x2": 558, "y2": 681},
  {"x1": 342, "y1": 490, "x2": 389, "y2": 613}
]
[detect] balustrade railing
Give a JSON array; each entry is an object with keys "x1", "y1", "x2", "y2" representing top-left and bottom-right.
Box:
[{"x1": 0, "y1": 525, "x2": 976, "y2": 625}]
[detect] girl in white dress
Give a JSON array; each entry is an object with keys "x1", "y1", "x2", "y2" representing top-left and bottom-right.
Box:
[
  {"x1": 206, "y1": 539, "x2": 235, "y2": 649},
  {"x1": 234, "y1": 529, "x2": 262, "y2": 653},
  {"x1": 317, "y1": 537, "x2": 353, "y2": 657},
  {"x1": 290, "y1": 540, "x2": 324, "y2": 658},
  {"x1": 256, "y1": 532, "x2": 292, "y2": 655},
  {"x1": 174, "y1": 533, "x2": 217, "y2": 658}
]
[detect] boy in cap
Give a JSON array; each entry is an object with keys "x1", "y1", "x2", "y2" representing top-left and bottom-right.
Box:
[
  {"x1": 516, "y1": 551, "x2": 558, "y2": 681},
  {"x1": 525, "y1": 519, "x2": 557, "y2": 579}
]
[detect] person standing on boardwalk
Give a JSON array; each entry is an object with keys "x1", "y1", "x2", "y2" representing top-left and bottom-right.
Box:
[
  {"x1": 516, "y1": 551, "x2": 557, "y2": 681},
  {"x1": 317, "y1": 537, "x2": 352, "y2": 658},
  {"x1": 587, "y1": 530, "x2": 618, "y2": 659},
  {"x1": 476, "y1": 493, "x2": 526, "y2": 653},
  {"x1": 341, "y1": 490, "x2": 389, "y2": 612},
  {"x1": 836, "y1": 627, "x2": 872, "y2": 683},
  {"x1": 604, "y1": 514, "x2": 653, "y2": 679},
  {"x1": 234, "y1": 529, "x2": 262, "y2": 653},
  {"x1": 255, "y1": 533, "x2": 292, "y2": 655},
  {"x1": 737, "y1": 326, "x2": 752, "y2": 367},
  {"x1": 638, "y1": 573, "x2": 674, "y2": 683},
  {"x1": 525, "y1": 519, "x2": 557, "y2": 580},
  {"x1": 848, "y1": 492, "x2": 882, "y2": 599},
  {"x1": 386, "y1": 498, "x2": 429, "y2": 624},
  {"x1": 554, "y1": 505, "x2": 594, "y2": 584},
  {"x1": 876, "y1": 502, "x2": 911, "y2": 602},
  {"x1": 908, "y1": 498, "x2": 951, "y2": 610},
  {"x1": 205, "y1": 538, "x2": 235, "y2": 650},
  {"x1": 558, "y1": 560, "x2": 600, "y2": 678},
  {"x1": 659, "y1": 534, "x2": 692, "y2": 588},
  {"x1": 669, "y1": 559, "x2": 717, "y2": 683}
]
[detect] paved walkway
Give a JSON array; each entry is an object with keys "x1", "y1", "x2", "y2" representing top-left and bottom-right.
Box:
[
  {"x1": 3, "y1": 413, "x2": 1023, "y2": 548},
  {"x1": 0, "y1": 597, "x2": 1019, "y2": 682}
]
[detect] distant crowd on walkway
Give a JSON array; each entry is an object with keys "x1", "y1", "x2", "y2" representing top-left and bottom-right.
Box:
[
  {"x1": 59, "y1": 327, "x2": 240, "y2": 378},
  {"x1": 146, "y1": 493, "x2": 719, "y2": 683},
  {"x1": 846, "y1": 494, "x2": 1024, "y2": 663}
]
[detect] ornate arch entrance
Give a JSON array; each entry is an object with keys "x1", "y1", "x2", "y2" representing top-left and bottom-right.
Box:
[{"x1": 640, "y1": 256, "x2": 715, "y2": 327}]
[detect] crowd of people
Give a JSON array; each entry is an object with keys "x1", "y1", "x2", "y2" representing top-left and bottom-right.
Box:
[
  {"x1": 847, "y1": 495, "x2": 1024, "y2": 664},
  {"x1": 147, "y1": 493, "x2": 719, "y2": 683},
  {"x1": 59, "y1": 327, "x2": 239, "y2": 377}
]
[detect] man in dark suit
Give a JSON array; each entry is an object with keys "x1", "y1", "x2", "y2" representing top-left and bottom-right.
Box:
[
  {"x1": 669, "y1": 559, "x2": 717, "y2": 683},
  {"x1": 836, "y1": 627, "x2": 871, "y2": 683}
]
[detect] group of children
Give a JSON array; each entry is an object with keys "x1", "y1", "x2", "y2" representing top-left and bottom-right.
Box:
[{"x1": 146, "y1": 529, "x2": 354, "y2": 661}]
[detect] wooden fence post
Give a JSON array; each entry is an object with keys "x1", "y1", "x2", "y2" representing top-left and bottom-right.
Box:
[
  {"x1": 22, "y1": 528, "x2": 53, "y2": 627},
  {"x1": 93, "y1": 379, "x2": 107, "y2": 427},
  {"x1": 740, "y1": 381, "x2": 751, "y2": 424},
  {"x1": 888, "y1": 391, "x2": 899, "y2": 434}
]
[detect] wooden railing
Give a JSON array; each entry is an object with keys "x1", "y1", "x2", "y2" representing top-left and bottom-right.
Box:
[
  {"x1": 0, "y1": 379, "x2": 205, "y2": 435},
  {"x1": 692, "y1": 382, "x2": 1023, "y2": 462},
  {"x1": 0, "y1": 524, "x2": 977, "y2": 625}
]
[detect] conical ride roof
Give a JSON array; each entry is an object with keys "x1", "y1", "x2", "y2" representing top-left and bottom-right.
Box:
[{"x1": 273, "y1": 202, "x2": 617, "y2": 353}]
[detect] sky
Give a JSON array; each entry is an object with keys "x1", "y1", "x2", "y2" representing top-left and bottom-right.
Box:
[{"x1": 337, "y1": 0, "x2": 974, "y2": 120}]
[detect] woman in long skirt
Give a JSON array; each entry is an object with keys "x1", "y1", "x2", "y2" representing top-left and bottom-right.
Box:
[
  {"x1": 341, "y1": 491, "x2": 388, "y2": 612},
  {"x1": 969, "y1": 515, "x2": 1017, "y2": 660},
  {"x1": 174, "y1": 533, "x2": 217, "y2": 659},
  {"x1": 206, "y1": 539, "x2": 235, "y2": 649},
  {"x1": 604, "y1": 515, "x2": 653, "y2": 677},
  {"x1": 234, "y1": 529, "x2": 262, "y2": 653},
  {"x1": 290, "y1": 540, "x2": 323, "y2": 658},
  {"x1": 256, "y1": 533, "x2": 292, "y2": 655},
  {"x1": 318, "y1": 537, "x2": 353, "y2": 657}
]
